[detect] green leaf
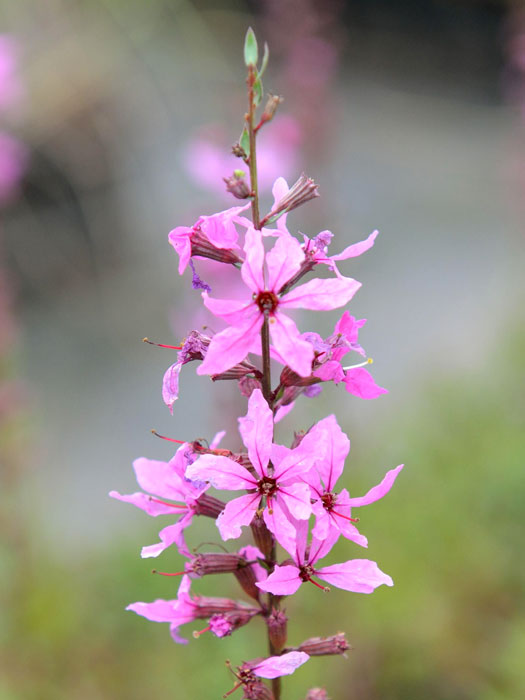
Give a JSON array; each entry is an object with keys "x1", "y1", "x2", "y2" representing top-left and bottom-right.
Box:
[
  {"x1": 259, "y1": 42, "x2": 269, "y2": 77},
  {"x1": 239, "y1": 127, "x2": 250, "y2": 158},
  {"x1": 244, "y1": 27, "x2": 258, "y2": 67},
  {"x1": 253, "y1": 76, "x2": 263, "y2": 106}
]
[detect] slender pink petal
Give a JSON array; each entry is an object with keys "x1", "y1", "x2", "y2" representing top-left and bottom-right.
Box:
[
  {"x1": 141, "y1": 514, "x2": 193, "y2": 558},
  {"x1": 313, "y1": 360, "x2": 344, "y2": 383},
  {"x1": 274, "y1": 402, "x2": 295, "y2": 423},
  {"x1": 241, "y1": 227, "x2": 265, "y2": 293},
  {"x1": 299, "y1": 415, "x2": 350, "y2": 491},
  {"x1": 273, "y1": 445, "x2": 314, "y2": 484},
  {"x1": 197, "y1": 314, "x2": 263, "y2": 376},
  {"x1": 216, "y1": 493, "x2": 260, "y2": 540},
  {"x1": 238, "y1": 545, "x2": 267, "y2": 583},
  {"x1": 185, "y1": 454, "x2": 256, "y2": 491},
  {"x1": 132, "y1": 457, "x2": 187, "y2": 502},
  {"x1": 308, "y1": 529, "x2": 341, "y2": 566},
  {"x1": 126, "y1": 599, "x2": 177, "y2": 623},
  {"x1": 252, "y1": 651, "x2": 310, "y2": 679},
  {"x1": 334, "y1": 311, "x2": 366, "y2": 342},
  {"x1": 344, "y1": 367, "x2": 388, "y2": 399},
  {"x1": 311, "y1": 501, "x2": 331, "y2": 540},
  {"x1": 162, "y1": 362, "x2": 181, "y2": 414},
  {"x1": 266, "y1": 234, "x2": 304, "y2": 292},
  {"x1": 331, "y1": 230, "x2": 379, "y2": 260},
  {"x1": 200, "y1": 206, "x2": 248, "y2": 249},
  {"x1": 256, "y1": 564, "x2": 302, "y2": 596},
  {"x1": 269, "y1": 311, "x2": 314, "y2": 377},
  {"x1": 109, "y1": 490, "x2": 184, "y2": 517},
  {"x1": 279, "y1": 482, "x2": 312, "y2": 520},
  {"x1": 347, "y1": 464, "x2": 404, "y2": 507},
  {"x1": 238, "y1": 388, "x2": 273, "y2": 477},
  {"x1": 316, "y1": 559, "x2": 393, "y2": 593},
  {"x1": 271, "y1": 177, "x2": 290, "y2": 234},
  {"x1": 323, "y1": 490, "x2": 368, "y2": 547},
  {"x1": 280, "y1": 277, "x2": 361, "y2": 311},
  {"x1": 202, "y1": 294, "x2": 255, "y2": 325},
  {"x1": 210, "y1": 430, "x2": 226, "y2": 448},
  {"x1": 168, "y1": 227, "x2": 192, "y2": 273},
  {"x1": 263, "y1": 498, "x2": 298, "y2": 554}
]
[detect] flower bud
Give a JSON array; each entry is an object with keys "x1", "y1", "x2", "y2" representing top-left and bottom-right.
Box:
[
  {"x1": 234, "y1": 560, "x2": 261, "y2": 601},
  {"x1": 238, "y1": 375, "x2": 263, "y2": 398},
  {"x1": 260, "y1": 94, "x2": 282, "y2": 125},
  {"x1": 250, "y1": 513, "x2": 274, "y2": 559},
  {"x1": 267, "y1": 608, "x2": 287, "y2": 652},
  {"x1": 297, "y1": 633, "x2": 350, "y2": 656},
  {"x1": 243, "y1": 682, "x2": 275, "y2": 700},
  {"x1": 191, "y1": 552, "x2": 247, "y2": 577},
  {"x1": 224, "y1": 171, "x2": 252, "y2": 199},
  {"x1": 194, "y1": 493, "x2": 226, "y2": 519},
  {"x1": 232, "y1": 143, "x2": 248, "y2": 159},
  {"x1": 212, "y1": 361, "x2": 262, "y2": 382},
  {"x1": 261, "y1": 173, "x2": 319, "y2": 226}
]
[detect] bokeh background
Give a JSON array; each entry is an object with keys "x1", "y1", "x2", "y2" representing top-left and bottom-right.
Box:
[{"x1": 1, "y1": 0, "x2": 524, "y2": 698}]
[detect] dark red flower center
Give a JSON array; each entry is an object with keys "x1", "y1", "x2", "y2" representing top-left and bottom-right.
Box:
[
  {"x1": 255, "y1": 291, "x2": 278, "y2": 313},
  {"x1": 299, "y1": 564, "x2": 315, "y2": 582},
  {"x1": 321, "y1": 491, "x2": 336, "y2": 511},
  {"x1": 257, "y1": 476, "x2": 277, "y2": 498}
]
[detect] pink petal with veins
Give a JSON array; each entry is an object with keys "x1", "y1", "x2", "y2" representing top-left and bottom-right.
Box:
[
  {"x1": 238, "y1": 388, "x2": 273, "y2": 477},
  {"x1": 162, "y1": 362, "x2": 181, "y2": 414},
  {"x1": 216, "y1": 493, "x2": 260, "y2": 540},
  {"x1": 141, "y1": 514, "x2": 193, "y2": 558},
  {"x1": 280, "y1": 277, "x2": 361, "y2": 311},
  {"x1": 252, "y1": 651, "x2": 310, "y2": 679},
  {"x1": 256, "y1": 564, "x2": 302, "y2": 596},
  {"x1": 197, "y1": 314, "x2": 263, "y2": 376},
  {"x1": 344, "y1": 367, "x2": 388, "y2": 399},
  {"x1": 109, "y1": 490, "x2": 184, "y2": 517},
  {"x1": 241, "y1": 227, "x2": 265, "y2": 293},
  {"x1": 331, "y1": 230, "x2": 379, "y2": 260},
  {"x1": 185, "y1": 454, "x2": 256, "y2": 491},
  {"x1": 348, "y1": 464, "x2": 404, "y2": 507},
  {"x1": 316, "y1": 559, "x2": 393, "y2": 593},
  {"x1": 269, "y1": 312, "x2": 314, "y2": 377},
  {"x1": 266, "y1": 233, "x2": 304, "y2": 292}
]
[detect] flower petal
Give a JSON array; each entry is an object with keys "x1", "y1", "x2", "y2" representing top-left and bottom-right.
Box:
[
  {"x1": 278, "y1": 482, "x2": 312, "y2": 520},
  {"x1": 132, "y1": 457, "x2": 186, "y2": 502},
  {"x1": 256, "y1": 564, "x2": 302, "y2": 596},
  {"x1": 331, "y1": 229, "x2": 379, "y2": 261},
  {"x1": 197, "y1": 314, "x2": 263, "y2": 376},
  {"x1": 185, "y1": 454, "x2": 256, "y2": 491},
  {"x1": 280, "y1": 277, "x2": 361, "y2": 311},
  {"x1": 140, "y1": 515, "x2": 193, "y2": 558},
  {"x1": 316, "y1": 559, "x2": 393, "y2": 593},
  {"x1": 162, "y1": 362, "x2": 182, "y2": 414},
  {"x1": 241, "y1": 227, "x2": 265, "y2": 293},
  {"x1": 299, "y1": 415, "x2": 350, "y2": 491},
  {"x1": 252, "y1": 651, "x2": 310, "y2": 679},
  {"x1": 269, "y1": 312, "x2": 314, "y2": 378},
  {"x1": 238, "y1": 388, "x2": 273, "y2": 477},
  {"x1": 347, "y1": 464, "x2": 404, "y2": 507},
  {"x1": 109, "y1": 490, "x2": 185, "y2": 517},
  {"x1": 344, "y1": 367, "x2": 388, "y2": 399},
  {"x1": 216, "y1": 493, "x2": 260, "y2": 540},
  {"x1": 266, "y1": 233, "x2": 304, "y2": 292}
]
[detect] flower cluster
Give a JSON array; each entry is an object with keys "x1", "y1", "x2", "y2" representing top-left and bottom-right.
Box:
[{"x1": 112, "y1": 29, "x2": 403, "y2": 700}]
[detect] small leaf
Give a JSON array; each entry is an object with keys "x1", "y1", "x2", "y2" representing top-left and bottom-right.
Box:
[
  {"x1": 244, "y1": 27, "x2": 258, "y2": 67},
  {"x1": 239, "y1": 127, "x2": 250, "y2": 158},
  {"x1": 253, "y1": 76, "x2": 263, "y2": 106},
  {"x1": 259, "y1": 42, "x2": 269, "y2": 77}
]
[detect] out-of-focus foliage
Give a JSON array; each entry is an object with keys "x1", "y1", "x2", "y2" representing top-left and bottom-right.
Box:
[{"x1": 1, "y1": 330, "x2": 524, "y2": 700}]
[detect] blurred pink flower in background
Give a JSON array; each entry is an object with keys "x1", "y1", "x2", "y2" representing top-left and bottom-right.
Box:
[{"x1": 183, "y1": 115, "x2": 302, "y2": 196}]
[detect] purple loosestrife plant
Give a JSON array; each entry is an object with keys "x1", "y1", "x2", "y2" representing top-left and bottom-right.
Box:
[{"x1": 111, "y1": 28, "x2": 404, "y2": 700}]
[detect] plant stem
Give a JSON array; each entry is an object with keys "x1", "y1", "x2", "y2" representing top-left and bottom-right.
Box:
[{"x1": 247, "y1": 65, "x2": 260, "y2": 230}]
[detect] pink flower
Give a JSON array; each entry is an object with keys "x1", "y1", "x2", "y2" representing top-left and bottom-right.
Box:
[
  {"x1": 127, "y1": 574, "x2": 258, "y2": 644},
  {"x1": 110, "y1": 441, "x2": 224, "y2": 558},
  {"x1": 197, "y1": 228, "x2": 361, "y2": 378},
  {"x1": 168, "y1": 204, "x2": 249, "y2": 274},
  {"x1": 256, "y1": 521, "x2": 393, "y2": 596},
  {"x1": 186, "y1": 389, "x2": 313, "y2": 550},
  {"x1": 300, "y1": 415, "x2": 404, "y2": 544},
  {"x1": 303, "y1": 228, "x2": 379, "y2": 278},
  {"x1": 244, "y1": 651, "x2": 310, "y2": 679}
]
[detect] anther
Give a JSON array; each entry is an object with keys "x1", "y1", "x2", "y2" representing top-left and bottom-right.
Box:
[
  {"x1": 193, "y1": 624, "x2": 211, "y2": 638},
  {"x1": 143, "y1": 337, "x2": 182, "y2": 350},
  {"x1": 308, "y1": 578, "x2": 331, "y2": 592}
]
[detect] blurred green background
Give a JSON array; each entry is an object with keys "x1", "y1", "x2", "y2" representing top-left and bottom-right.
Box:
[{"x1": 1, "y1": 1, "x2": 524, "y2": 699}]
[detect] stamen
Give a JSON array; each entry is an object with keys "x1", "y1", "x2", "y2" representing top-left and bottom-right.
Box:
[
  {"x1": 308, "y1": 578, "x2": 331, "y2": 592},
  {"x1": 151, "y1": 429, "x2": 185, "y2": 444},
  {"x1": 192, "y1": 624, "x2": 211, "y2": 638},
  {"x1": 148, "y1": 496, "x2": 187, "y2": 511},
  {"x1": 342, "y1": 358, "x2": 373, "y2": 371},
  {"x1": 331, "y1": 510, "x2": 360, "y2": 523},
  {"x1": 143, "y1": 337, "x2": 182, "y2": 350},
  {"x1": 151, "y1": 569, "x2": 186, "y2": 577}
]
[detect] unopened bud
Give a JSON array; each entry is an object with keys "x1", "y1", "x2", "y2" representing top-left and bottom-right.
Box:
[
  {"x1": 244, "y1": 681, "x2": 275, "y2": 700},
  {"x1": 260, "y1": 173, "x2": 319, "y2": 226},
  {"x1": 234, "y1": 561, "x2": 261, "y2": 601},
  {"x1": 259, "y1": 94, "x2": 282, "y2": 126},
  {"x1": 250, "y1": 513, "x2": 274, "y2": 559},
  {"x1": 280, "y1": 366, "x2": 316, "y2": 388},
  {"x1": 212, "y1": 361, "x2": 262, "y2": 382},
  {"x1": 232, "y1": 143, "x2": 248, "y2": 159},
  {"x1": 297, "y1": 633, "x2": 351, "y2": 657},
  {"x1": 224, "y1": 172, "x2": 252, "y2": 199},
  {"x1": 305, "y1": 689, "x2": 330, "y2": 700},
  {"x1": 267, "y1": 608, "x2": 287, "y2": 652},
  {"x1": 238, "y1": 375, "x2": 263, "y2": 397},
  {"x1": 191, "y1": 552, "x2": 247, "y2": 577},
  {"x1": 194, "y1": 493, "x2": 226, "y2": 519}
]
